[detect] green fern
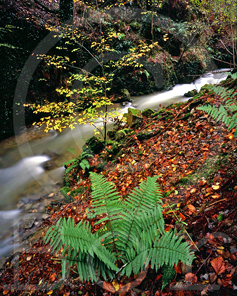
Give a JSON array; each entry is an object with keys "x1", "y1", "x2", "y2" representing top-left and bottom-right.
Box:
[
  {"x1": 197, "y1": 84, "x2": 237, "y2": 137},
  {"x1": 45, "y1": 173, "x2": 195, "y2": 282}
]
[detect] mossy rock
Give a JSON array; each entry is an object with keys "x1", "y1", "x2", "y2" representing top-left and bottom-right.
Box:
[
  {"x1": 106, "y1": 141, "x2": 121, "y2": 156},
  {"x1": 121, "y1": 89, "x2": 132, "y2": 101},
  {"x1": 115, "y1": 128, "x2": 133, "y2": 141},
  {"x1": 184, "y1": 89, "x2": 198, "y2": 97},
  {"x1": 137, "y1": 128, "x2": 162, "y2": 140},
  {"x1": 82, "y1": 136, "x2": 104, "y2": 154},
  {"x1": 127, "y1": 108, "x2": 143, "y2": 127},
  {"x1": 165, "y1": 114, "x2": 173, "y2": 121},
  {"x1": 142, "y1": 108, "x2": 155, "y2": 118},
  {"x1": 129, "y1": 21, "x2": 142, "y2": 30},
  {"x1": 178, "y1": 113, "x2": 192, "y2": 121},
  {"x1": 200, "y1": 84, "x2": 212, "y2": 92},
  {"x1": 107, "y1": 130, "x2": 116, "y2": 140},
  {"x1": 151, "y1": 108, "x2": 166, "y2": 118},
  {"x1": 188, "y1": 99, "x2": 203, "y2": 111}
]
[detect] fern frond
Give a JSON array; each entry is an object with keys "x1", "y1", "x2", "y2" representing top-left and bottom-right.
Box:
[
  {"x1": 124, "y1": 176, "x2": 162, "y2": 213},
  {"x1": 119, "y1": 177, "x2": 162, "y2": 251},
  {"x1": 45, "y1": 174, "x2": 195, "y2": 282},
  {"x1": 44, "y1": 217, "x2": 118, "y2": 278},
  {"x1": 122, "y1": 231, "x2": 194, "y2": 276},
  {"x1": 161, "y1": 264, "x2": 176, "y2": 291},
  {"x1": 89, "y1": 172, "x2": 122, "y2": 254}
]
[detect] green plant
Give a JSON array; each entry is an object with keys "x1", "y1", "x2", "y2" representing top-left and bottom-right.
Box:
[
  {"x1": 45, "y1": 173, "x2": 195, "y2": 283},
  {"x1": 197, "y1": 75, "x2": 237, "y2": 137}
]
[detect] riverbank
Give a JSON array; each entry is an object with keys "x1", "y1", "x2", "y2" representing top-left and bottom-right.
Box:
[{"x1": 1, "y1": 75, "x2": 237, "y2": 295}]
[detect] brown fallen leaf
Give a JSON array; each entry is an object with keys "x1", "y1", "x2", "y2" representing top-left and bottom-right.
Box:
[
  {"x1": 103, "y1": 281, "x2": 116, "y2": 294},
  {"x1": 211, "y1": 256, "x2": 225, "y2": 275},
  {"x1": 185, "y1": 272, "x2": 198, "y2": 283},
  {"x1": 187, "y1": 204, "x2": 196, "y2": 213},
  {"x1": 209, "y1": 272, "x2": 217, "y2": 283}
]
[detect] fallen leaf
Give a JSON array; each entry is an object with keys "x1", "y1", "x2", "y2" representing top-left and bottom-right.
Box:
[
  {"x1": 174, "y1": 262, "x2": 182, "y2": 274},
  {"x1": 211, "y1": 257, "x2": 225, "y2": 275},
  {"x1": 103, "y1": 281, "x2": 116, "y2": 294},
  {"x1": 199, "y1": 180, "x2": 207, "y2": 186},
  {"x1": 185, "y1": 273, "x2": 198, "y2": 283},
  {"x1": 187, "y1": 204, "x2": 196, "y2": 213},
  {"x1": 190, "y1": 188, "x2": 197, "y2": 194},
  {"x1": 211, "y1": 193, "x2": 220, "y2": 199},
  {"x1": 212, "y1": 185, "x2": 220, "y2": 190},
  {"x1": 209, "y1": 272, "x2": 217, "y2": 283},
  {"x1": 112, "y1": 279, "x2": 119, "y2": 291}
]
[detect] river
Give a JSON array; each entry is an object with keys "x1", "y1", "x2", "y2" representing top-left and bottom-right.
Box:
[{"x1": 0, "y1": 68, "x2": 231, "y2": 261}]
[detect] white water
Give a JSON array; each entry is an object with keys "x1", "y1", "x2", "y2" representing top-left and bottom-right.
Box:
[
  {"x1": 0, "y1": 68, "x2": 231, "y2": 259},
  {"x1": 133, "y1": 69, "x2": 230, "y2": 110}
]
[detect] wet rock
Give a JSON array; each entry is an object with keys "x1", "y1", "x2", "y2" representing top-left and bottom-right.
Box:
[
  {"x1": 43, "y1": 159, "x2": 58, "y2": 170},
  {"x1": 41, "y1": 214, "x2": 50, "y2": 220},
  {"x1": 184, "y1": 89, "x2": 198, "y2": 97},
  {"x1": 23, "y1": 216, "x2": 36, "y2": 229}
]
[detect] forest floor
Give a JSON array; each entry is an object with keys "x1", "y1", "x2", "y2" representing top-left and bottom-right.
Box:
[{"x1": 0, "y1": 82, "x2": 237, "y2": 295}]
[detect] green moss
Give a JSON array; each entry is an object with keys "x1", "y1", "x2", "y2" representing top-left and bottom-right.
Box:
[
  {"x1": 178, "y1": 113, "x2": 192, "y2": 121},
  {"x1": 178, "y1": 177, "x2": 188, "y2": 185},
  {"x1": 142, "y1": 108, "x2": 155, "y2": 117}
]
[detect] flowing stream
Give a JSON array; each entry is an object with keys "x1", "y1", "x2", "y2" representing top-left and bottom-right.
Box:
[{"x1": 0, "y1": 68, "x2": 231, "y2": 260}]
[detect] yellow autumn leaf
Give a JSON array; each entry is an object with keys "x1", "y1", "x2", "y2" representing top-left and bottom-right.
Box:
[
  {"x1": 212, "y1": 185, "x2": 220, "y2": 190},
  {"x1": 112, "y1": 279, "x2": 119, "y2": 291}
]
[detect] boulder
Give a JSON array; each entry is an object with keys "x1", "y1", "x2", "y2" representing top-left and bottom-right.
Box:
[
  {"x1": 120, "y1": 89, "x2": 132, "y2": 102},
  {"x1": 184, "y1": 89, "x2": 198, "y2": 97},
  {"x1": 142, "y1": 108, "x2": 155, "y2": 118},
  {"x1": 82, "y1": 136, "x2": 104, "y2": 154},
  {"x1": 107, "y1": 130, "x2": 116, "y2": 140},
  {"x1": 127, "y1": 108, "x2": 143, "y2": 127},
  {"x1": 115, "y1": 128, "x2": 132, "y2": 141}
]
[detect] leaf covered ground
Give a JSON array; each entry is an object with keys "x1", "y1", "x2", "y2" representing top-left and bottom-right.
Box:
[{"x1": 1, "y1": 82, "x2": 237, "y2": 295}]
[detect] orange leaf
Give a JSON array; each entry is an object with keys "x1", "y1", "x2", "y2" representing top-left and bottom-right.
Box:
[
  {"x1": 103, "y1": 281, "x2": 116, "y2": 293},
  {"x1": 185, "y1": 273, "x2": 198, "y2": 283},
  {"x1": 187, "y1": 204, "x2": 196, "y2": 213},
  {"x1": 211, "y1": 194, "x2": 220, "y2": 199},
  {"x1": 155, "y1": 274, "x2": 162, "y2": 281},
  {"x1": 174, "y1": 262, "x2": 182, "y2": 274},
  {"x1": 211, "y1": 257, "x2": 225, "y2": 275}
]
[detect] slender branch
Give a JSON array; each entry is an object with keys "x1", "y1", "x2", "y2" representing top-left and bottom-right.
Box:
[
  {"x1": 33, "y1": 0, "x2": 58, "y2": 14},
  {"x1": 220, "y1": 39, "x2": 233, "y2": 56}
]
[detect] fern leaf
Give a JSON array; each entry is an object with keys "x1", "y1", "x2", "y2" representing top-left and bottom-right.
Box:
[
  {"x1": 122, "y1": 231, "x2": 194, "y2": 276},
  {"x1": 89, "y1": 172, "x2": 122, "y2": 254},
  {"x1": 124, "y1": 176, "x2": 162, "y2": 212},
  {"x1": 161, "y1": 264, "x2": 176, "y2": 291},
  {"x1": 45, "y1": 217, "x2": 118, "y2": 277},
  {"x1": 118, "y1": 177, "x2": 163, "y2": 254}
]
